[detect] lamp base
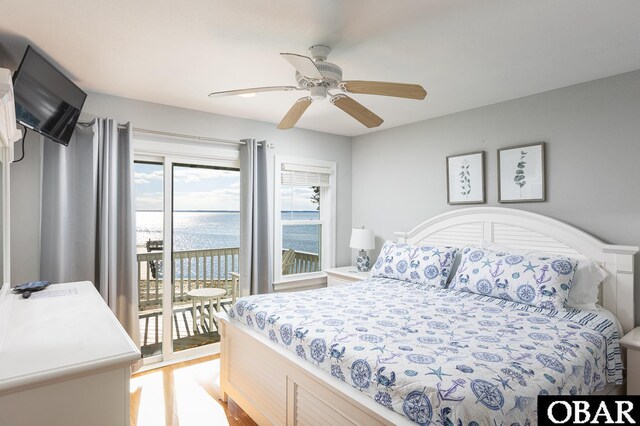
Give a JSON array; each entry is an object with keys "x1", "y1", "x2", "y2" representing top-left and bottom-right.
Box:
[{"x1": 356, "y1": 250, "x2": 370, "y2": 272}]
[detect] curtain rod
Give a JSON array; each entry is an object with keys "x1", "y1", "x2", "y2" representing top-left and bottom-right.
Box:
[{"x1": 77, "y1": 121, "x2": 249, "y2": 146}]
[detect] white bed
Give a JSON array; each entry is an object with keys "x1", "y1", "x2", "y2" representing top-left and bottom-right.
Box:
[{"x1": 215, "y1": 207, "x2": 638, "y2": 425}]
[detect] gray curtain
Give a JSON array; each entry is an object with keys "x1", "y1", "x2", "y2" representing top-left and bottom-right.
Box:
[
  {"x1": 40, "y1": 119, "x2": 139, "y2": 345},
  {"x1": 239, "y1": 139, "x2": 272, "y2": 295}
]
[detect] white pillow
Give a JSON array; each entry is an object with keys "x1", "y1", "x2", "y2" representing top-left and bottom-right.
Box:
[
  {"x1": 565, "y1": 261, "x2": 608, "y2": 310},
  {"x1": 481, "y1": 242, "x2": 608, "y2": 310}
]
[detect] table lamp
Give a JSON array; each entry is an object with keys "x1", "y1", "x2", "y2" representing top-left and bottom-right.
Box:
[{"x1": 350, "y1": 227, "x2": 375, "y2": 272}]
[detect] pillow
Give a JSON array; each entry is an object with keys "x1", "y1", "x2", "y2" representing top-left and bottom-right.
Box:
[
  {"x1": 481, "y1": 242, "x2": 608, "y2": 310},
  {"x1": 566, "y1": 261, "x2": 608, "y2": 310},
  {"x1": 371, "y1": 241, "x2": 458, "y2": 287},
  {"x1": 449, "y1": 246, "x2": 578, "y2": 310}
]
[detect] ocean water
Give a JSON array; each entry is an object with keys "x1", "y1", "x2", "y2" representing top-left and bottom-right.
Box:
[{"x1": 136, "y1": 210, "x2": 321, "y2": 254}]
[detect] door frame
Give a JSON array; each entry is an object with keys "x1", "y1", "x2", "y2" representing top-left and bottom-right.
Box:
[{"x1": 134, "y1": 138, "x2": 240, "y2": 366}]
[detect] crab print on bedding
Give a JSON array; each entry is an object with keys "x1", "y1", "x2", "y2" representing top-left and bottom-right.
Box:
[{"x1": 229, "y1": 277, "x2": 621, "y2": 425}]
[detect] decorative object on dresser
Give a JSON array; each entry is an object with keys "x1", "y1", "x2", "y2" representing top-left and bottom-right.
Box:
[
  {"x1": 349, "y1": 227, "x2": 375, "y2": 271},
  {"x1": 620, "y1": 327, "x2": 640, "y2": 395},
  {"x1": 446, "y1": 151, "x2": 485, "y2": 204},
  {"x1": 325, "y1": 265, "x2": 371, "y2": 287},
  {"x1": 498, "y1": 142, "x2": 546, "y2": 203}
]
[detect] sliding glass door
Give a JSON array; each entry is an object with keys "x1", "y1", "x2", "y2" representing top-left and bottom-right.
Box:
[
  {"x1": 134, "y1": 156, "x2": 239, "y2": 363},
  {"x1": 135, "y1": 161, "x2": 165, "y2": 358},
  {"x1": 171, "y1": 163, "x2": 239, "y2": 354}
]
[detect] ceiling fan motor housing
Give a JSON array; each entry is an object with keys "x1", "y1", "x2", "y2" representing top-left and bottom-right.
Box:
[{"x1": 295, "y1": 61, "x2": 343, "y2": 89}]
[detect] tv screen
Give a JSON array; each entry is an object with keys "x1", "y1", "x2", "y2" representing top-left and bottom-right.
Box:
[{"x1": 12, "y1": 46, "x2": 87, "y2": 146}]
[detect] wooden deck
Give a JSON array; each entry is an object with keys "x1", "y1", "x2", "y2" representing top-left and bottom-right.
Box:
[
  {"x1": 135, "y1": 247, "x2": 319, "y2": 357},
  {"x1": 139, "y1": 300, "x2": 231, "y2": 357}
]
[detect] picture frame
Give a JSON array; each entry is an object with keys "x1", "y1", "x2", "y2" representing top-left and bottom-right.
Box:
[
  {"x1": 446, "y1": 151, "x2": 485, "y2": 205},
  {"x1": 498, "y1": 142, "x2": 546, "y2": 203}
]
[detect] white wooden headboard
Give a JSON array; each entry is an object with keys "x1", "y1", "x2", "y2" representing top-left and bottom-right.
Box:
[{"x1": 395, "y1": 207, "x2": 639, "y2": 334}]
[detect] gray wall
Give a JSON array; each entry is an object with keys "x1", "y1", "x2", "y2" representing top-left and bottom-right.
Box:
[
  {"x1": 10, "y1": 92, "x2": 352, "y2": 284},
  {"x1": 10, "y1": 131, "x2": 42, "y2": 285},
  {"x1": 352, "y1": 69, "x2": 640, "y2": 323}
]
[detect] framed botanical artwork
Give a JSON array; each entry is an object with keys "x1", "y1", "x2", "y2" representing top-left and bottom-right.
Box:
[
  {"x1": 446, "y1": 151, "x2": 485, "y2": 205},
  {"x1": 498, "y1": 142, "x2": 546, "y2": 203}
]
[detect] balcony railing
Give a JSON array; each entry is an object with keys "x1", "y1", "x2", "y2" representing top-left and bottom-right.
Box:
[
  {"x1": 137, "y1": 247, "x2": 240, "y2": 308},
  {"x1": 137, "y1": 247, "x2": 320, "y2": 309},
  {"x1": 283, "y1": 250, "x2": 321, "y2": 275}
]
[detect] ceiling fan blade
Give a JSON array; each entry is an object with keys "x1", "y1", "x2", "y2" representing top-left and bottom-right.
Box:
[
  {"x1": 280, "y1": 53, "x2": 323, "y2": 80},
  {"x1": 277, "y1": 97, "x2": 313, "y2": 130},
  {"x1": 340, "y1": 81, "x2": 427, "y2": 100},
  {"x1": 330, "y1": 94, "x2": 383, "y2": 128},
  {"x1": 208, "y1": 86, "x2": 301, "y2": 98}
]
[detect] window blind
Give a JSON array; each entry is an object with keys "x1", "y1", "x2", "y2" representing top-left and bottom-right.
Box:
[{"x1": 281, "y1": 163, "x2": 332, "y2": 187}]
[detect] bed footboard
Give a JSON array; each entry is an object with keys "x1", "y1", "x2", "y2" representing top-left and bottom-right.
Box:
[{"x1": 215, "y1": 312, "x2": 409, "y2": 426}]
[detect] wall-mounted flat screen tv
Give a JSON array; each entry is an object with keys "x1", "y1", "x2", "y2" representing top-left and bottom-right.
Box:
[{"x1": 12, "y1": 46, "x2": 87, "y2": 146}]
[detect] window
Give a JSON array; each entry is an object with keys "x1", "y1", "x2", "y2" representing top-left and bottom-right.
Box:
[{"x1": 274, "y1": 157, "x2": 336, "y2": 282}]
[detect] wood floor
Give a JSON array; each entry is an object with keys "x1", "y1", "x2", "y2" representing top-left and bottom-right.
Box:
[{"x1": 130, "y1": 355, "x2": 256, "y2": 426}]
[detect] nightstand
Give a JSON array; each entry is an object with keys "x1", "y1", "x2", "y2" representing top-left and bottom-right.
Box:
[
  {"x1": 325, "y1": 266, "x2": 372, "y2": 287},
  {"x1": 620, "y1": 326, "x2": 640, "y2": 395}
]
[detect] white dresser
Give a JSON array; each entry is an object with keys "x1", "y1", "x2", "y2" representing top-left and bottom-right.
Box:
[
  {"x1": 0, "y1": 281, "x2": 140, "y2": 426},
  {"x1": 325, "y1": 266, "x2": 372, "y2": 286}
]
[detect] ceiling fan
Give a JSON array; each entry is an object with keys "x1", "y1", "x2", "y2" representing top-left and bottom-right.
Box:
[{"x1": 208, "y1": 45, "x2": 427, "y2": 130}]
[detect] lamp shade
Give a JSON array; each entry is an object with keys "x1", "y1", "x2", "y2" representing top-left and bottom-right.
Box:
[{"x1": 349, "y1": 228, "x2": 375, "y2": 250}]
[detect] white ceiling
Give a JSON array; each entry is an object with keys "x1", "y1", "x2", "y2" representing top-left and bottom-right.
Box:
[{"x1": 1, "y1": 0, "x2": 640, "y2": 137}]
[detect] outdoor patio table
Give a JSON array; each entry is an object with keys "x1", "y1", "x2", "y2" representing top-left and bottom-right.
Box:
[{"x1": 187, "y1": 287, "x2": 226, "y2": 332}]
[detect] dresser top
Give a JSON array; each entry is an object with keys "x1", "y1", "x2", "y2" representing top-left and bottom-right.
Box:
[{"x1": 0, "y1": 281, "x2": 140, "y2": 394}]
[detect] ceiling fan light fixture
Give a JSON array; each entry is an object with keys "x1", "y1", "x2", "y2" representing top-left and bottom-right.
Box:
[{"x1": 309, "y1": 86, "x2": 327, "y2": 101}]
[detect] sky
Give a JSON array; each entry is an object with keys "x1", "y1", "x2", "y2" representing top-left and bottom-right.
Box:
[{"x1": 134, "y1": 163, "x2": 317, "y2": 211}]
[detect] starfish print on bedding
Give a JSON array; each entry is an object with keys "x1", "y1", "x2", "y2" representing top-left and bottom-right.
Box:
[
  {"x1": 493, "y1": 375, "x2": 514, "y2": 391},
  {"x1": 426, "y1": 367, "x2": 451, "y2": 381},
  {"x1": 498, "y1": 344, "x2": 517, "y2": 354},
  {"x1": 553, "y1": 350, "x2": 568, "y2": 361},
  {"x1": 371, "y1": 345, "x2": 387, "y2": 354}
]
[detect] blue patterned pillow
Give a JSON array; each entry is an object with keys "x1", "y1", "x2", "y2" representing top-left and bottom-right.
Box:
[
  {"x1": 372, "y1": 241, "x2": 458, "y2": 287},
  {"x1": 449, "y1": 246, "x2": 578, "y2": 310}
]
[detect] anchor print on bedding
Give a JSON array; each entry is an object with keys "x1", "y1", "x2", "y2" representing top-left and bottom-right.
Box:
[
  {"x1": 228, "y1": 278, "x2": 621, "y2": 425},
  {"x1": 449, "y1": 246, "x2": 579, "y2": 310}
]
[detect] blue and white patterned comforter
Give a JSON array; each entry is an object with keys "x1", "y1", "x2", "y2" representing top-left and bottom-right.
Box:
[{"x1": 228, "y1": 277, "x2": 622, "y2": 425}]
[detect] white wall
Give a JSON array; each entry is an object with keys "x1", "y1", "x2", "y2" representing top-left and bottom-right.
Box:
[
  {"x1": 10, "y1": 131, "x2": 42, "y2": 285},
  {"x1": 352, "y1": 69, "x2": 640, "y2": 323},
  {"x1": 10, "y1": 92, "x2": 352, "y2": 284}
]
